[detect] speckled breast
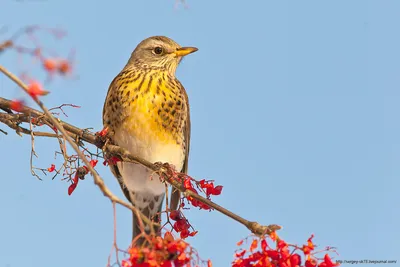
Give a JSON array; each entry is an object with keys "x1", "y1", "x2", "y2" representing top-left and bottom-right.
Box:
[{"x1": 103, "y1": 69, "x2": 188, "y2": 169}]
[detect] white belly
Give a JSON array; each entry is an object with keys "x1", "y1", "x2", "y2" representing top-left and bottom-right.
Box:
[{"x1": 114, "y1": 128, "x2": 185, "y2": 195}]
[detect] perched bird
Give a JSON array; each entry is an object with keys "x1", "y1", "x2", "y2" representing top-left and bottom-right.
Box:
[{"x1": 102, "y1": 36, "x2": 197, "y2": 246}]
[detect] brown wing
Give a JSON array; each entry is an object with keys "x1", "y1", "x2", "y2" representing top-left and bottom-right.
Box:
[
  {"x1": 103, "y1": 70, "x2": 132, "y2": 203},
  {"x1": 170, "y1": 80, "x2": 191, "y2": 211}
]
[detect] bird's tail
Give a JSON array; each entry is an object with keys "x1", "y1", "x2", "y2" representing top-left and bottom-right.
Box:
[{"x1": 130, "y1": 191, "x2": 165, "y2": 247}]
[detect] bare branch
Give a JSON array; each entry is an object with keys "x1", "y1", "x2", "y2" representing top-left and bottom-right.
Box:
[{"x1": 29, "y1": 114, "x2": 41, "y2": 180}]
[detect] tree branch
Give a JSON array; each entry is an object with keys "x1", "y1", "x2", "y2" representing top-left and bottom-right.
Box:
[{"x1": 0, "y1": 65, "x2": 281, "y2": 236}]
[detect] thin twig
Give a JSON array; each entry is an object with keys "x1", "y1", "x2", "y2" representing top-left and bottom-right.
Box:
[
  {"x1": 29, "y1": 113, "x2": 41, "y2": 180},
  {"x1": 0, "y1": 40, "x2": 13, "y2": 53}
]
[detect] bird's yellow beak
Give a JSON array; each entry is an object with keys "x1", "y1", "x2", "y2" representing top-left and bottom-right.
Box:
[{"x1": 174, "y1": 47, "x2": 198, "y2": 57}]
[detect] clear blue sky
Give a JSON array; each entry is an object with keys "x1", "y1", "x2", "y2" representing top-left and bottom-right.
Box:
[{"x1": 1, "y1": 1, "x2": 399, "y2": 266}]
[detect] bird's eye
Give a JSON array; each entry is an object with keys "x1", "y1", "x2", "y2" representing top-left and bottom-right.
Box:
[{"x1": 153, "y1": 47, "x2": 164, "y2": 55}]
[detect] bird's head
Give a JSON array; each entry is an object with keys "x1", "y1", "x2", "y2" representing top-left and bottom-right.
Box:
[{"x1": 126, "y1": 36, "x2": 198, "y2": 75}]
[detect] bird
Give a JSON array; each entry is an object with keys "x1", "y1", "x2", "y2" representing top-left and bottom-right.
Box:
[{"x1": 102, "y1": 36, "x2": 197, "y2": 246}]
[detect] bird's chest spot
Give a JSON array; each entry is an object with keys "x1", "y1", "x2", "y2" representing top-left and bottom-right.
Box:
[{"x1": 124, "y1": 86, "x2": 186, "y2": 146}]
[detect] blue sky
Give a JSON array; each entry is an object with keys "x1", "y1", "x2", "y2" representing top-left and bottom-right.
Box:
[{"x1": 1, "y1": 0, "x2": 399, "y2": 266}]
